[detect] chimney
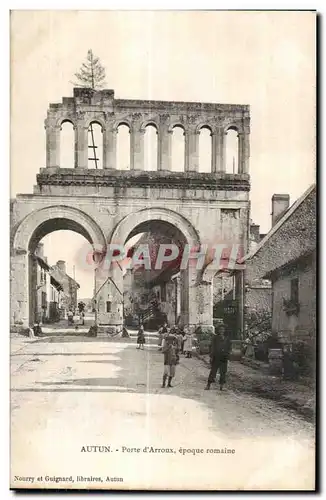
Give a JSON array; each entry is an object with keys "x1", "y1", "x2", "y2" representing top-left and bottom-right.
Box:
[
  {"x1": 56, "y1": 260, "x2": 66, "y2": 274},
  {"x1": 250, "y1": 224, "x2": 260, "y2": 243},
  {"x1": 271, "y1": 194, "x2": 290, "y2": 226}
]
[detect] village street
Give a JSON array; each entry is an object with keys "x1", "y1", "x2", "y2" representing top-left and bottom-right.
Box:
[{"x1": 11, "y1": 330, "x2": 315, "y2": 491}]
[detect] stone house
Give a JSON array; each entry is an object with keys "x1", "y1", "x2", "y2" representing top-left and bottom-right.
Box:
[
  {"x1": 50, "y1": 260, "x2": 80, "y2": 316},
  {"x1": 30, "y1": 244, "x2": 63, "y2": 324},
  {"x1": 242, "y1": 184, "x2": 316, "y2": 348}
]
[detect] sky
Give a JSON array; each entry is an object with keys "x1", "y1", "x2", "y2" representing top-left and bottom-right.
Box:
[{"x1": 10, "y1": 10, "x2": 316, "y2": 297}]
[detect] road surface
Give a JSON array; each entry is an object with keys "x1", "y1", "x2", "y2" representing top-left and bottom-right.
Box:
[{"x1": 11, "y1": 331, "x2": 315, "y2": 490}]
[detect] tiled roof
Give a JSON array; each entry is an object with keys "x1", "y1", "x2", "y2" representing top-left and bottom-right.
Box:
[{"x1": 240, "y1": 184, "x2": 316, "y2": 263}]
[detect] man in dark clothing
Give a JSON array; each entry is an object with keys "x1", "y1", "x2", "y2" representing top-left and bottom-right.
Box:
[
  {"x1": 205, "y1": 324, "x2": 232, "y2": 391},
  {"x1": 33, "y1": 322, "x2": 42, "y2": 337}
]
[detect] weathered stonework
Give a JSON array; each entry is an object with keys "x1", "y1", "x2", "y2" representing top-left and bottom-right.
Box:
[{"x1": 11, "y1": 88, "x2": 251, "y2": 334}]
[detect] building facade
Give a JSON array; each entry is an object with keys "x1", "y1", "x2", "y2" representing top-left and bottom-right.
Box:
[
  {"x1": 50, "y1": 260, "x2": 80, "y2": 316},
  {"x1": 243, "y1": 185, "x2": 316, "y2": 346},
  {"x1": 29, "y1": 244, "x2": 63, "y2": 324}
]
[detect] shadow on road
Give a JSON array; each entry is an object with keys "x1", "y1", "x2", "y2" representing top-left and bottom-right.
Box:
[{"x1": 11, "y1": 336, "x2": 313, "y2": 438}]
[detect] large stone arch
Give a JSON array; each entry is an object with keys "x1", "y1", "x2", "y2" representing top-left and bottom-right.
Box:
[
  {"x1": 107, "y1": 208, "x2": 210, "y2": 333},
  {"x1": 11, "y1": 205, "x2": 106, "y2": 327},
  {"x1": 110, "y1": 207, "x2": 200, "y2": 248},
  {"x1": 13, "y1": 205, "x2": 106, "y2": 254}
]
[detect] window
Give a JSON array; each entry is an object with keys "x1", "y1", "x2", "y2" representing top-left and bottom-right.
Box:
[
  {"x1": 106, "y1": 301, "x2": 112, "y2": 313},
  {"x1": 290, "y1": 278, "x2": 299, "y2": 306}
]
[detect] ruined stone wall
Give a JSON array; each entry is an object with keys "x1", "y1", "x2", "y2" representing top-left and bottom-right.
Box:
[{"x1": 45, "y1": 87, "x2": 250, "y2": 173}]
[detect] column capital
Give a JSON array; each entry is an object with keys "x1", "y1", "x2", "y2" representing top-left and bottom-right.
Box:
[{"x1": 44, "y1": 119, "x2": 61, "y2": 131}]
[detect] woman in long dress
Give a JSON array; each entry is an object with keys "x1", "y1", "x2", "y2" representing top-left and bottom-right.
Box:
[
  {"x1": 137, "y1": 325, "x2": 146, "y2": 350},
  {"x1": 183, "y1": 327, "x2": 193, "y2": 358}
]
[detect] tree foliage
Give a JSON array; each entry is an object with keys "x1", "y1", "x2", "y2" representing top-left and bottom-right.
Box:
[
  {"x1": 78, "y1": 301, "x2": 86, "y2": 313},
  {"x1": 73, "y1": 49, "x2": 106, "y2": 90},
  {"x1": 244, "y1": 308, "x2": 272, "y2": 344}
]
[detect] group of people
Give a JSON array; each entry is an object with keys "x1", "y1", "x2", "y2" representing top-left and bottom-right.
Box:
[
  {"x1": 158, "y1": 323, "x2": 194, "y2": 357},
  {"x1": 135, "y1": 321, "x2": 232, "y2": 391},
  {"x1": 158, "y1": 323, "x2": 195, "y2": 388},
  {"x1": 67, "y1": 309, "x2": 85, "y2": 326}
]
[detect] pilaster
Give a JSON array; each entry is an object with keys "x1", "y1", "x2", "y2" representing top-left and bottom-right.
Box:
[
  {"x1": 74, "y1": 124, "x2": 88, "y2": 169},
  {"x1": 130, "y1": 127, "x2": 145, "y2": 170},
  {"x1": 103, "y1": 128, "x2": 117, "y2": 169}
]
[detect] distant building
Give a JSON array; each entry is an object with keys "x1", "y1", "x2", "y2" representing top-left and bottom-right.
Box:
[
  {"x1": 242, "y1": 185, "x2": 316, "y2": 346},
  {"x1": 50, "y1": 260, "x2": 80, "y2": 316},
  {"x1": 31, "y1": 244, "x2": 63, "y2": 324}
]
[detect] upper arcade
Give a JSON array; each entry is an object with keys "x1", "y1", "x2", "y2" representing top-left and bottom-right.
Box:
[{"x1": 44, "y1": 88, "x2": 250, "y2": 175}]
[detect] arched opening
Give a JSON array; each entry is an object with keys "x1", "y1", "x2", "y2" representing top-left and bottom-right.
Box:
[
  {"x1": 225, "y1": 127, "x2": 239, "y2": 174},
  {"x1": 60, "y1": 121, "x2": 74, "y2": 169},
  {"x1": 198, "y1": 126, "x2": 212, "y2": 173},
  {"x1": 27, "y1": 218, "x2": 99, "y2": 329},
  {"x1": 122, "y1": 219, "x2": 188, "y2": 330},
  {"x1": 88, "y1": 122, "x2": 103, "y2": 169},
  {"x1": 144, "y1": 124, "x2": 158, "y2": 171},
  {"x1": 117, "y1": 124, "x2": 130, "y2": 170},
  {"x1": 171, "y1": 126, "x2": 185, "y2": 172}
]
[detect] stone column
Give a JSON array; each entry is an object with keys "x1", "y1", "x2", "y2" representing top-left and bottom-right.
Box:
[
  {"x1": 45, "y1": 122, "x2": 60, "y2": 168},
  {"x1": 74, "y1": 124, "x2": 88, "y2": 169},
  {"x1": 10, "y1": 251, "x2": 29, "y2": 328},
  {"x1": 239, "y1": 132, "x2": 250, "y2": 174},
  {"x1": 103, "y1": 128, "x2": 117, "y2": 169},
  {"x1": 185, "y1": 129, "x2": 199, "y2": 172},
  {"x1": 220, "y1": 131, "x2": 227, "y2": 172},
  {"x1": 237, "y1": 132, "x2": 243, "y2": 174},
  {"x1": 212, "y1": 128, "x2": 225, "y2": 173},
  {"x1": 179, "y1": 267, "x2": 214, "y2": 335},
  {"x1": 130, "y1": 127, "x2": 145, "y2": 170},
  {"x1": 158, "y1": 128, "x2": 172, "y2": 171}
]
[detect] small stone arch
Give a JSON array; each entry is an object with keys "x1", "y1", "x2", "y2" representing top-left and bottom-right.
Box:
[
  {"x1": 13, "y1": 205, "x2": 107, "y2": 254},
  {"x1": 140, "y1": 120, "x2": 159, "y2": 133},
  {"x1": 85, "y1": 117, "x2": 106, "y2": 132},
  {"x1": 224, "y1": 123, "x2": 242, "y2": 134},
  {"x1": 57, "y1": 117, "x2": 77, "y2": 130},
  {"x1": 168, "y1": 123, "x2": 186, "y2": 133},
  {"x1": 114, "y1": 119, "x2": 132, "y2": 131},
  {"x1": 196, "y1": 123, "x2": 214, "y2": 135},
  {"x1": 110, "y1": 207, "x2": 200, "y2": 248}
]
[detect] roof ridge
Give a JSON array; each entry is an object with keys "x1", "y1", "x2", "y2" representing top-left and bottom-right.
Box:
[{"x1": 241, "y1": 183, "x2": 316, "y2": 263}]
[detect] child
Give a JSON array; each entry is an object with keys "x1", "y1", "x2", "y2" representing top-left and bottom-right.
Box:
[
  {"x1": 161, "y1": 332, "x2": 178, "y2": 388},
  {"x1": 137, "y1": 324, "x2": 146, "y2": 350},
  {"x1": 184, "y1": 327, "x2": 193, "y2": 358}
]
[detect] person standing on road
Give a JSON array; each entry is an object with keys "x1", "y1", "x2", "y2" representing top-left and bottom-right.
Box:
[
  {"x1": 161, "y1": 331, "x2": 178, "y2": 388},
  {"x1": 136, "y1": 324, "x2": 146, "y2": 350},
  {"x1": 176, "y1": 328, "x2": 184, "y2": 357},
  {"x1": 205, "y1": 324, "x2": 232, "y2": 391},
  {"x1": 33, "y1": 322, "x2": 42, "y2": 337},
  {"x1": 158, "y1": 322, "x2": 168, "y2": 351},
  {"x1": 184, "y1": 327, "x2": 194, "y2": 358},
  {"x1": 67, "y1": 310, "x2": 73, "y2": 326}
]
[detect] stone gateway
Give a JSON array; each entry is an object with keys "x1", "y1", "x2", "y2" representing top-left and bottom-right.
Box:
[{"x1": 10, "y1": 88, "x2": 250, "y2": 336}]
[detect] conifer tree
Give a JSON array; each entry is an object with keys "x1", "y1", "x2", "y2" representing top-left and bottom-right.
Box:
[
  {"x1": 73, "y1": 49, "x2": 106, "y2": 90},
  {"x1": 72, "y1": 50, "x2": 107, "y2": 169}
]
